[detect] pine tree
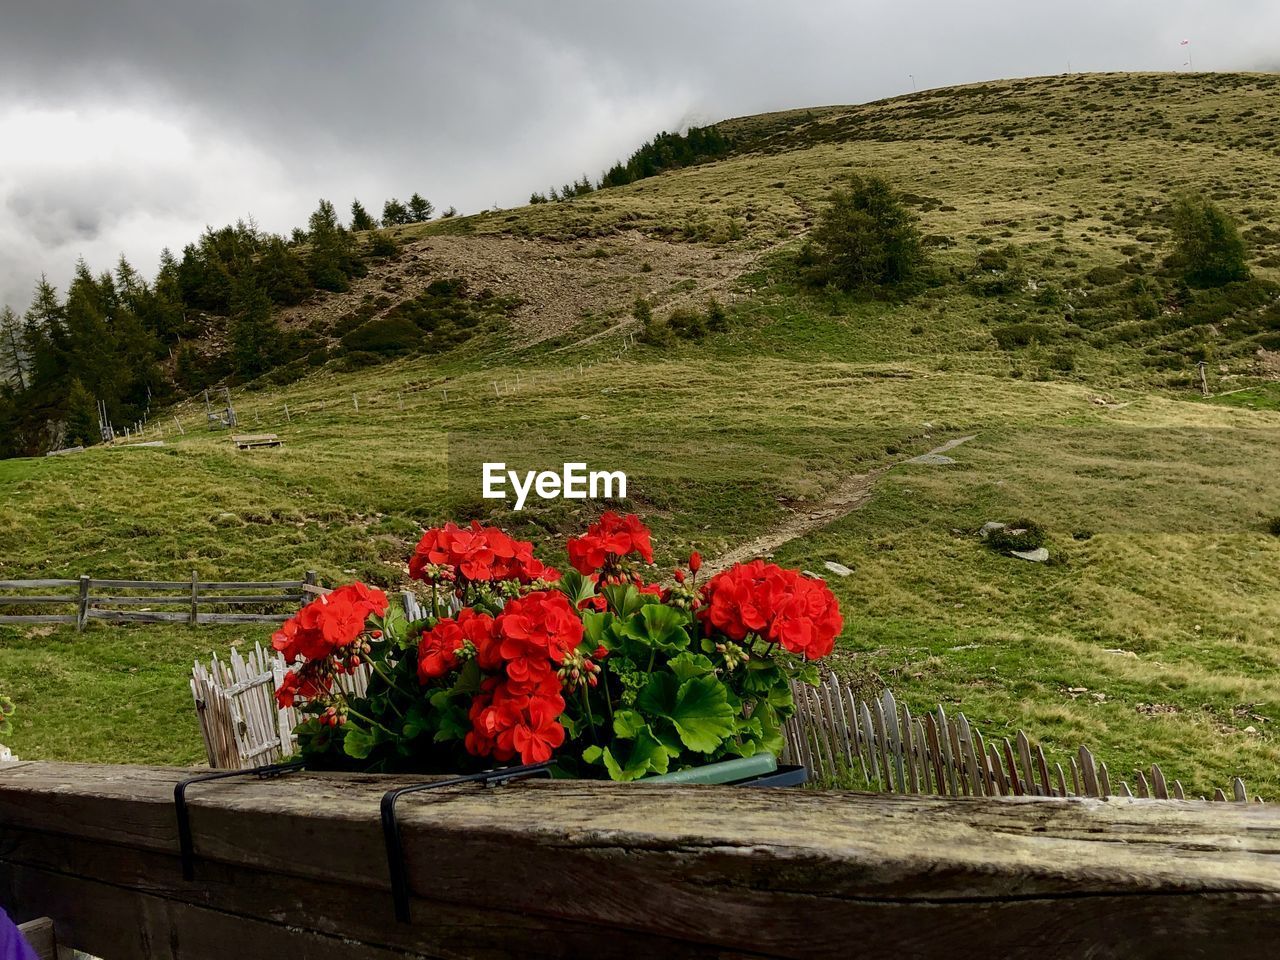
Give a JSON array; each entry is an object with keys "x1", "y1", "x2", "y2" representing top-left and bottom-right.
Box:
[
  {"x1": 258, "y1": 236, "x2": 311, "y2": 305},
  {"x1": 350, "y1": 199, "x2": 376, "y2": 232},
  {"x1": 407, "y1": 193, "x2": 435, "y2": 222},
  {"x1": 147, "y1": 249, "x2": 188, "y2": 342},
  {"x1": 307, "y1": 199, "x2": 364, "y2": 292},
  {"x1": 381, "y1": 198, "x2": 411, "y2": 227},
  {"x1": 0, "y1": 306, "x2": 27, "y2": 390},
  {"x1": 1172, "y1": 191, "x2": 1251, "y2": 286},
  {"x1": 63, "y1": 377, "x2": 98, "y2": 447},
  {"x1": 228, "y1": 272, "x2": 284, "y2": 377},
  {"x1": 23, "y1": 276, "x2": 67, "y2": 394}
]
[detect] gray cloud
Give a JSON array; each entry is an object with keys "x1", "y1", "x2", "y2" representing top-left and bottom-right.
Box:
[{"x1": 0, "y1": 0, "x2": 1276, "y2": 308}]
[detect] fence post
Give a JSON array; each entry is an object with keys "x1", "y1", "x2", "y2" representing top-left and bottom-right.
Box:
[
  {"x1": 76, "y1": 575, "x2": 90, "y2": 632},
  {"x1": 303, "y1": 571, "x2": 317, "y2": 607},
  {"x1": 190, "y1": 570, "x2": 199, "y2": 626}
]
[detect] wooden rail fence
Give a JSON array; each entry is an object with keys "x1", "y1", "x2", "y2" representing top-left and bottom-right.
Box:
[
  {"x1": 1, "y1": 761, "x2": 1278, "y2": 958},
  {"x1": 0, "y1": 572, "x2": 319, "y2": 631}
]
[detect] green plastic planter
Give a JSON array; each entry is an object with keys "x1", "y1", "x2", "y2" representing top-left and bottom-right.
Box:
[{"x1": 645, "y1": 752, "x2": 780, "y2": 785}]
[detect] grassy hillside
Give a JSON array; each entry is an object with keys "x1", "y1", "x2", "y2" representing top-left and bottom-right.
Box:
[{"x1": 3, "y1": 72, "x2": 1279, "y2": 794}]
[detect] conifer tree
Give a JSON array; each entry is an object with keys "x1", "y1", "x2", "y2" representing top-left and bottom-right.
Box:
[
  {"x1": 63, "y1": 377, "x2": 98, "y2": 447},
  {"x1": 381, "y1": 198, "x2": 411, "y2": 227},
  {"x1": 228, "y1": 272, "x2": 284, "y2": 377},
  {"x1": 407, "y1": 193, "x2": 434, "y2": 222},
  {"x1": 307, "y1": 199, "x2": 364, "y2": 292},
  {"x1": 350, "y1": 199, "x2": 376, "y2": 232},
  {"x1": 0, "y1": 307, "x2": 27, "y2": 391}
]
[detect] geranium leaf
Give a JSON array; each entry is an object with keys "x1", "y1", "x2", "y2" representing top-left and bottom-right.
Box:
[
  {"x1": 582, "y1": 745, "x2": 605, "y2": 766},
  {"x1": 603, "y1": 584, "x2": 644, "y2": 618},
  {"x1": 600, "y1": 728, "x2": 673, "y2": 782},
  {"x1": 556, "y1": 569, "x2": 598, "y2": 609},
  {"x1": 668, "y1": 651, "x2": 716, "y2": 683},
  {"x1": 618, "y1": 604, "x2": 689, "y2": 654},
  {"x1": 637, "y1": 673, "x2": 736, "y2": 754},
  {"x1": 612, "y1": 708, "x2": 647, "y2": 739},
  {"x1": 581, "y1": 610, "x2": 617, "y2": 652},
  {"x1": 342, "y1": 725, "x2": 375, "y2": 760},
  {"x1": 669, "y1": 676, "x2": 737, "y2": 753},
  {"x1": 636, "y1": 671, "x2": 678, "y2": 716}
]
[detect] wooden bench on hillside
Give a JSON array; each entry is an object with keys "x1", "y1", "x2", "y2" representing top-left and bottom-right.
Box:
[{"x1": 231, "y1": 433, "x2": 283, "y2": 450}]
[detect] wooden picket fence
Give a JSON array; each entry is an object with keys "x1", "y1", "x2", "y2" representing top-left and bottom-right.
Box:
[
  {"x1": 191, "y1": 640, "x2": 370, "y2": 769},
  {"x1": 780, "y1": 671, "x2": 1261, "y2": 803},
  {"x1": 0, "y1": 571, "x2": 320, "y2": 631},
  {"x1": 190, "y1": 592, "x2": 443, "y2": 768}
]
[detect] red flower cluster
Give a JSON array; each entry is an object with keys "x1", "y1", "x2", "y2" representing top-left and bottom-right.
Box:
[
  {"x1": 466, "y1": 672, "x2": 566, "y2": 764},
  {"x1": 700, "y1": 560, "x2": 843, "y2": 659},
  {"x1": 273, "y1": 583, "x2": 389, "y2": 665},
  {"x1": 566, "y1": 512, "x2": 654, "y2": 575},
  {"x1": 416, "y1": 609, "x2": 494, "y2": 682},
  {"x1": 273, "y1": 583, "x2": 389, "y2": 707},
  {"x1": 409, "y1": 521, "x2": 556, "y2": 585},
  {"x1": 494, "y1": 590, "x2": 583, "y2": 683},
  {"x1": 416, "y1": 590, "x2": 580, "y2": 764}
]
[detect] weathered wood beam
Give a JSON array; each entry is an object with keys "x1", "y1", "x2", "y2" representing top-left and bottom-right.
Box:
[{"x1": 1, "y1": 762, "x2": 1278, "y2": 959}]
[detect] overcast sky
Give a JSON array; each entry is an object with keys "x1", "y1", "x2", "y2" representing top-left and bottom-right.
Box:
[{"x1": 0, "y1": 1, "x2": 1276, "y2": 310}]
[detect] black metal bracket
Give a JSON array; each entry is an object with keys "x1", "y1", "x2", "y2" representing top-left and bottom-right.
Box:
[
  {"x1": 381, "y1": 762, "x2": 553, "y2": 923},
  {"x1": 174, "y1": 760, "x2": 305, "y2": 881}
]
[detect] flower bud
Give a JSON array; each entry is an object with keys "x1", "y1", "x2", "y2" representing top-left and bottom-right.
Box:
[
  {"x1": 689, "y1": 551, "x2": 702, "y2": 574},
  {"x1": 371, "y1": 630, "x2": 383, "y2": 639},
  {"x1": 587, "y1": 674, "x2": 598, "y2": 687},
  {"x1": 673, "y1": 569, "x2": 686, "y2": 584}
]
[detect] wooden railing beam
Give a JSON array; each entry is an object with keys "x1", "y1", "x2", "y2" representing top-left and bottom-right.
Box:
[{"x1": 0, "y1": 762, "x2": 1277, "y2": 959}]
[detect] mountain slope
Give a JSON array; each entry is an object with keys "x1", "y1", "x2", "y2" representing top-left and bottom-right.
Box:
[{"x1": 2, "y1": 72, "x2": 1278, "y2": 794}]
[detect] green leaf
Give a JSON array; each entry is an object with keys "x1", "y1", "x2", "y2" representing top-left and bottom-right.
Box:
[
  {"x1": 342, "y1": 725, "x2": 376, "y2": 760},
  {"x1": 599, "y1": 728, "x2": 673, "y2": 782},
  {"x1": 581, "y1": 609, "x2": 616, "y2": 652},
  {"x1": 612, "y1": 708, "x2": 647, "y2": 739},
  {"x1": 795, "y1": 663, "x2": 820, "y2": 686},
  {"x1": 618, "y1": 604, "x2": 690, "y2": 654},
  {"x1": 401, "y1": 704, "x2": 433, "y2": 740},
  {"x1": 668, "y1": 651, "x2": 715, "y2": 683},
  {"x1": 582, "y1": 744, "x2": 605, "y2": 766},
  {"x1": 638, "y1": 673, "x2": 737, "y2": 754},
  {"x1": 557, "y1": 569, "x2": 598, "y2": 609},
  {"x1": 602, "y1": 584, "x2": 645, "y2": 618}
]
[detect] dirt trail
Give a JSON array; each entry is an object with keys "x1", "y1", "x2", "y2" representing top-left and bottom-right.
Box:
[
  {"x1": 278, "y1": 231, "x2": 760, "y2": 348},
  {"x1": 707, "y1": 435, "x2": 977, "y2": 575}
]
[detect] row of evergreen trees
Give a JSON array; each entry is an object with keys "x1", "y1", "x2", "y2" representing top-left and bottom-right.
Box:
[
  {"x1": 529, "y1": 125, "x2": 735, "y2": 205},
  {"x1": 0, "y1": 194, "x2": 435, "y2": 458}
]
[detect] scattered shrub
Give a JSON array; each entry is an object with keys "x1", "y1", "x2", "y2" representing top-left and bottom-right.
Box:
[
  {"x1": 1268, "y1": 516, "x2": 1280, "y2": 537},
  {"x1": 986, "y1": 520, "x2": 1047, "y2": 554},
  {"x1": 801, "y1": 174, "x2": 925, "y2": 293},
  {"x1": 1171, "y1": 191, "x2": 1250, "y2": 287},
  {"x1": 993, "y1": 322, "x2": 1058, "y2": 349}
]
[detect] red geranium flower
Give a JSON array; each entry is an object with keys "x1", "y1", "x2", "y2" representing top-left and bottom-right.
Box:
[
  {"x1": 465, "y1": 674, "x2": 566, "y2": 764},
  {"x1": 274, "y1": 668, "x2": 331, "y2": 708},
  {"x1": 700, "y1": 560, "x2": 843, "y2": 660},
  {"x1": 409, "y1": 521, "x2": 552, "y2": 585},
  {"x1": 273, "y1": 582, "x2": 386, "y2": 665},
  {"x1": 495, "y1": 590, "x2": 584, "y2": 666},
  {"x1": 566, "y1": 512, "x2": 653, "y2": 575}
]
